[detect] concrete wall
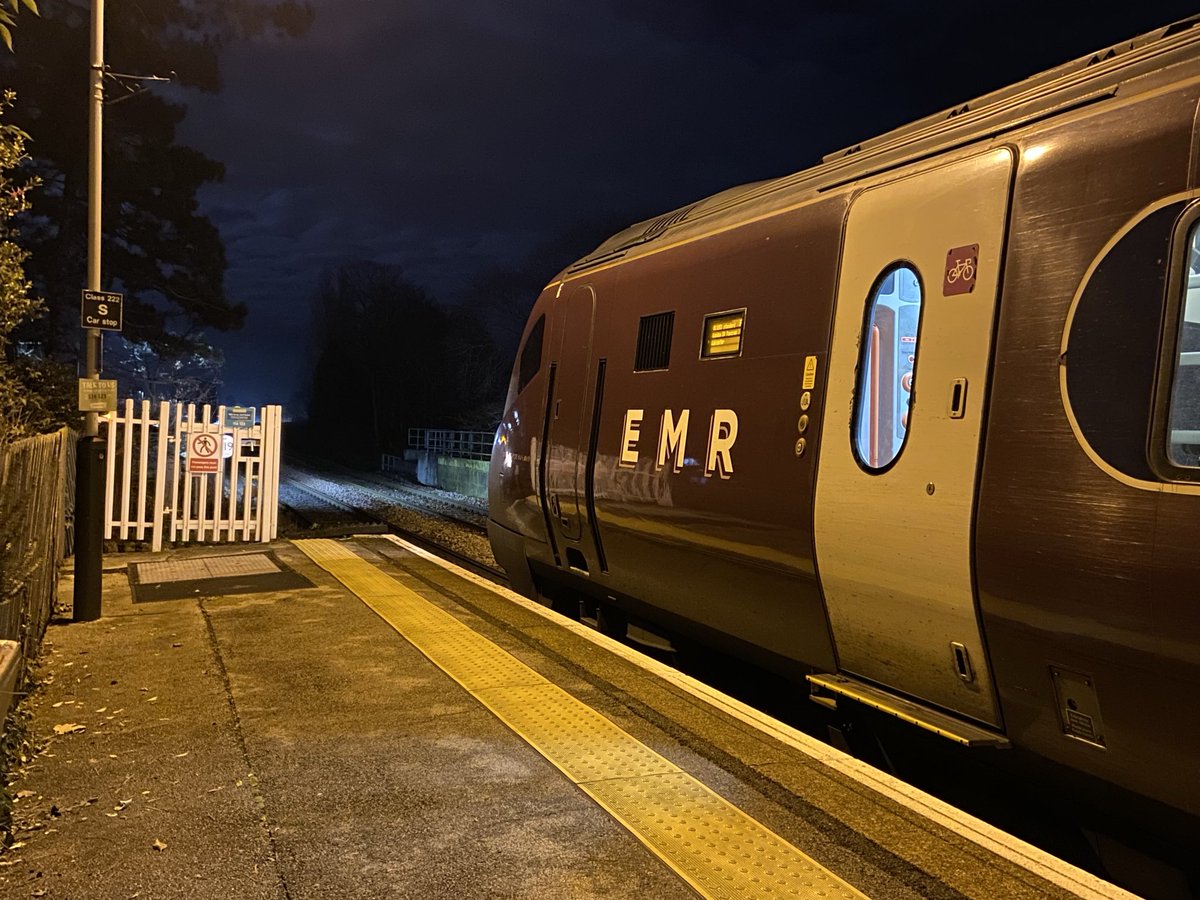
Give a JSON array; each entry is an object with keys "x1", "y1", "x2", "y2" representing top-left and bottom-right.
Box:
[{"x1": 412, "y1": 451, "x2": 488, "y2": 500}]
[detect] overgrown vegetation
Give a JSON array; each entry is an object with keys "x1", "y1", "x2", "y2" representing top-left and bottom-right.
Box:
[
  {"x1": 1, "y1": 0, "x2": 312, "y2": 398},
  {"x1": 303, "y1": 262, "x2": 510, "y2": 464}
]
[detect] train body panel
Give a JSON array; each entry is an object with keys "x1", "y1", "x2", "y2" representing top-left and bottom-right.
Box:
[
  {"x1": 488, "y1": 18, "x2": 1200, "y2": 845},
  {"x1": 975, "y1": 79, "x2": 1200, "y2": 824}
]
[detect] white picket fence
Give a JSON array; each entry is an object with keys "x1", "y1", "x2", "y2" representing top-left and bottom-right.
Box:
[{"x1": 102, "y1": 401, "x2": 282, "y2": 552}]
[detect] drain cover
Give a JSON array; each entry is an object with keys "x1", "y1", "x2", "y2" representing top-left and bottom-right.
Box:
[{"x1": 130, "y1": 552, "x2": 312, "y2": 603}]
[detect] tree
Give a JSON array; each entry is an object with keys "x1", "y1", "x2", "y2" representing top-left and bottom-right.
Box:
[
  {"x1": 0, "y1": 0, "x2": 37, "y2": 53},
  {"x1": 1, "y1": 0, "x2": 312, "y2": 365},
  {"x1": 459, "y1": 213, "x2": 631, "y2": 363},
  {"x1": 103, "y1": 335, "x2": 225, "y2": 405},
  {"x1": 306, "y1": 262, "x2": 505, "y2": 463},
  {"x1": 0, "y1": 88, "x2": 47, "y2": 443}
]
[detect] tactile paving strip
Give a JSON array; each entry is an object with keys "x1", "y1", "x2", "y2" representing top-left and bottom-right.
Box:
[
  {"x1": 294, "y1": 539, "x2": 868, "y2": 899},
  {"x1": 586, "y1": 773, "x2": 862, "y2": 899}
]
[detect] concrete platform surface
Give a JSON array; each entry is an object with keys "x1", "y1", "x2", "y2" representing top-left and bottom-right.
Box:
[{"x1": 0, "y1": 537, "x2": 1135, "y2": 899}]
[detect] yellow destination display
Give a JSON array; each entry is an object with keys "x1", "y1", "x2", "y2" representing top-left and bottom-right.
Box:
[{"x1": 702, "y1": 311, "x2": 744, "y2": 358}]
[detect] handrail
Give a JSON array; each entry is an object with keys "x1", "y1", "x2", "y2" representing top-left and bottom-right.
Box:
[{"x1": 406, "y1": 428, "x2": 494, "y2": 461}]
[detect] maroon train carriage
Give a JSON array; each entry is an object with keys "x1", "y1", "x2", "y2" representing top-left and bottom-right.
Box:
[{"x1": 487, "y1": 16, "x2": 1200, "y2": 890}]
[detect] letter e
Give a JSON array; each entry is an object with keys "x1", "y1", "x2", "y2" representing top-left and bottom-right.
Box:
[{"x1": 619, "y1": 409, "x2": 643, "y2": 468}]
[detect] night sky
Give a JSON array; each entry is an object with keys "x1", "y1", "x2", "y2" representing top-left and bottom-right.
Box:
[{"x1": 171, "y1": 2, "x2": 1200, "y2": 409}]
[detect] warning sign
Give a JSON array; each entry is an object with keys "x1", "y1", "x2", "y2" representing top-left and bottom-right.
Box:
[
  {"x1": 187, "y1": 432, "x2": 222, "y2": 474},
  {"x1": 802, "y1": 355, "x2": 818, "y2": 391}
]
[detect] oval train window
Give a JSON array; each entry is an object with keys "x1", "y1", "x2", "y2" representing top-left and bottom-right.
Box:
[
  {"x1": 1166, "y1": 222, "x2": 1200, "y2": 469},
  {"x1": 853, "y1": 264, "x2": 923, "y2": 470}
]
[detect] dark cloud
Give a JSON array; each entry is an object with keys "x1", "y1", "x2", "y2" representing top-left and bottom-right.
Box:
[{"x1": 171, "y1": 1, "x2": 1200, "y2": 404}]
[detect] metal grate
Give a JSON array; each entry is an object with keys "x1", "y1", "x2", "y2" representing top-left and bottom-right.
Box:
[
  {"x1": 134, "y1": 553, "x2": 280, "y2": 583},
  {"x1": 635, "y1": 311, "x2": 675, "y2": 372}
]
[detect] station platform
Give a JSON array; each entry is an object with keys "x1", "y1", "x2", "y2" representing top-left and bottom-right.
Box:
[{"x1": 0, "y1": 536, "x2": 1135, "y2": 899}]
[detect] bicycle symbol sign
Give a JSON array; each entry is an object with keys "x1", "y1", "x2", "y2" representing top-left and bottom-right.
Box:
[
  {"x1": 943, "y1": 243, "x2": 979, "y2": 296},
  {"x1": 187, "y1": 431, "x2": 222, "y2": 474}
]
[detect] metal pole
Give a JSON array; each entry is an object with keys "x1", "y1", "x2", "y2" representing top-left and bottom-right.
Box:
[{"x1": 73, "y1": 0, "x2": 104, "y2": 622}]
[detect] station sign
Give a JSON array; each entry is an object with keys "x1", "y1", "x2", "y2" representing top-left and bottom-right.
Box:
[
  {"x1": 223, "y1": 406, "x2": 255, "y2": 429},
  {"x1": 186, "y1": 431, "x2": 222, "y2": 474},
  {"x1": 80, "y1": 289, "x2": 123, "y2": 331},
  {"x1": 77, "y1": 378, "x2": 117, "y2": 412}
]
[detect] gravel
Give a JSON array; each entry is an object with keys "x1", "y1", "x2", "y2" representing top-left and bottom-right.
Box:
[{"x1": 279, "y1": 464, "x2": 498, "y2": 569}]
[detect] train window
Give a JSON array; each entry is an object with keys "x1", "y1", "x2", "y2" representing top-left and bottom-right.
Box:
[
  {"x1": 1166, "y1": 227, "x2": 1200, "y2": 468},
  {"x1": 635, "y1": 311, "x2": 674, "y2": 371},
  {"x1": 701, "y1": 309, "x2": 746, "y2": 359},
  {"x1": 516, "y1": 315, "x2": 545, "y2": 394},
  {"x1": 852, "y1": 264, "x2": 923, "y2": 471}
]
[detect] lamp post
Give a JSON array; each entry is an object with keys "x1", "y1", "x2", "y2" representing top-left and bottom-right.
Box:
[{"x1": 72, "y1": 0, "x2": 104, "y2": 622}]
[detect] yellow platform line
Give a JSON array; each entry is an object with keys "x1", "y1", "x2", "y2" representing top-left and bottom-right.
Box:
[{"x1": 294, "y1": 539, "x2": 867, "y2": 899}]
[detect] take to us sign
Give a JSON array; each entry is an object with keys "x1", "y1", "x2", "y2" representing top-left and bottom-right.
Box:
[
  {"x1": 186, "y1": 431, "x2": 222, "y2": 474},
  {"x1": 80, "y1": 289, "x2": 123, "y2": 331},
  {"x1": 77, "y1": 378, "x2": 117, "y2": 412}
]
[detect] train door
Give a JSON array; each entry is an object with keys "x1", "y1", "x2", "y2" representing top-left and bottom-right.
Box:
[
  {"x1": 812, "y1": 148, "x2": 1014, "y2": 727},
  {"x1": 544, "y1": 284, "x2": 596, "y2": 548}
]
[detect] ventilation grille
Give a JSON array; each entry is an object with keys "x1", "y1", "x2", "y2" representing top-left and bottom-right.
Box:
[{"x1": 635, "y1": 312, "x2": 675, "y2": 372}]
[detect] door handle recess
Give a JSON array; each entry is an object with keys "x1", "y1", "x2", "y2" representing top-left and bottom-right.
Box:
[{"x1": 948, "y1": 378, "x2": 967, "y2": 419}]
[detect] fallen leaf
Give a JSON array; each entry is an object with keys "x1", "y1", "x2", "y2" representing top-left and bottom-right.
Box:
[
  {"x1": 53, "y1": 723, "x2": 85, "y2": 735},
  {"x1": 105, "y1": 812, "x2": 118, "y2": 818},
  {"x1": 152, "y1": 838, "x2": 167, "y2": 851}
]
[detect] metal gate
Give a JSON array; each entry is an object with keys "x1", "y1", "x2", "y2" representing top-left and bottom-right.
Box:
[{"x1": 103, "y1": 401, "x2": 282, "y2": 551}]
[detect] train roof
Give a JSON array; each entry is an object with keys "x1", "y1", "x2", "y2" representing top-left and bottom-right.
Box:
[{"x1": 563, "y1": 14, "x2": 1200, "y2": 279}]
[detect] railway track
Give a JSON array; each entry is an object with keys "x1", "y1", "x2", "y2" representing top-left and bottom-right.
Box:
[{"x1": 278, "y1": 462, "x2": 505, "y2": 585}]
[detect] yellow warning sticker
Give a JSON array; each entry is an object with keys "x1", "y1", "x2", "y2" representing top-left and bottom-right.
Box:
[{"x1": 803, "y1": 355, "x2": 818, "y2": 390}]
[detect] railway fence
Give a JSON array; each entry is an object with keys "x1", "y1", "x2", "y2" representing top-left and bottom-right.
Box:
[
  {"x1": 0, "y1": 427, "x2": 76, "y2": 698},
  {"x1": 381, "y1": 429, "x2": 495, "y2": 500},
  {"x1": 406, "y1": 428, "x2": 494, "y2": 460}
]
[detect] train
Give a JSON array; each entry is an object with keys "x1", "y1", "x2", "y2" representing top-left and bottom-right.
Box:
[{"x1": 486, "y1": 15, "x2": 1200, "y2": 892}]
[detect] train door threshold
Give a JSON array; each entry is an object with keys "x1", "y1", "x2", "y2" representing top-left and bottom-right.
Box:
[{"x1": 807, "y1": 673, "x2": 1011, "y2": 748}]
